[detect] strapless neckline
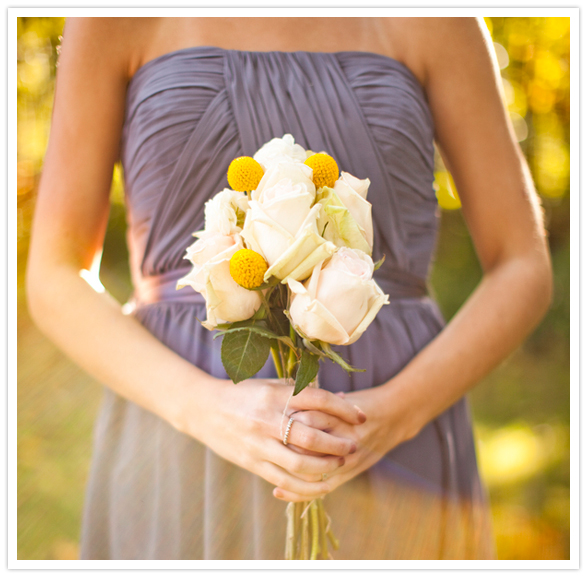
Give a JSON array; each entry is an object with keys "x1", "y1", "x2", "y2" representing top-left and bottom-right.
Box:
[{"x1": 128, "y1": 44, "x2": 421, "y2": 90}]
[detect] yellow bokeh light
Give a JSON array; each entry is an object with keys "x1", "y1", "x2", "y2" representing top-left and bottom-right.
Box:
[
  {"x1": 533, "y1": 136, "x2": 569, "y2": 198},
  {"x1": 542, "y1": 17, "x2": 570, "y2": 41},
  {"x1": 493, "y1": 42, "x2": 509, "y2": 69},
  {"x1": 508, "y1": 30, "x2": 530, "y2": 47},
  {"x1": 534, "y1": 112, "x2": 564, "y2": 139},
  {"x1": 534, "y1": 50, "x2": 564, "y2": 89},
  {"x1": 18, "y1": 55, "x2": 50, "y2": 93},
  {"x1": 18, "y1": 118, "x2": 50, "y2": 162},
  {"x1": 501, "y1": 78, "x2": 515, "y2": 107},
  {"x1": 434, "y1": 171, "x2": 461, "y2": 210},
  {"x1": 110, "y1": 163, "x2": 125, "y2": 205},
  {"x1": 509, "y1": 111, "x2": 528, "y2": 142},
  {"x1": 528, "y1": 80, "x2": 556, "y2": 115},
  {"x1": 475, "y1": 422, "x2": 568, "y2": 488},
  {"x1": 508, "y1": 80, "x2": 528, "y2": 118},
  {"x1": 477, "y1": 424, "x2": 542, "y2": 486}
]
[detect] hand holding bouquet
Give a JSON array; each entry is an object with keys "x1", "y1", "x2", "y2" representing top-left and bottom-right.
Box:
[{"x1": 178, "y1": 134, "x2": 389, "y2": 559}]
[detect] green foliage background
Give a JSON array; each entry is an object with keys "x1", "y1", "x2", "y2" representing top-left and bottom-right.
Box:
[{"x1": 17, "y1": 17, "x2": 570, "y2": 560}]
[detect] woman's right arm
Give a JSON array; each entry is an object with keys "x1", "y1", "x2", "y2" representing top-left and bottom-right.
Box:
[{"x1": 26, "y1": 17, "x2": 361, "y2": 497}]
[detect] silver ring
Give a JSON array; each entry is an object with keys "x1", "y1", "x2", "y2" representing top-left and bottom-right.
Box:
[{"x1": 283, "y1": 417, "x2": 295, "y2": 446}]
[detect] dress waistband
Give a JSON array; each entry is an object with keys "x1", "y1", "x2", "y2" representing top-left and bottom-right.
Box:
[{"x1": 131, "y1": 267, "x2": 428, "y2": 309}]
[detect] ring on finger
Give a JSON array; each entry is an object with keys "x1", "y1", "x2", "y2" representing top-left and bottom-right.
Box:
[{"x1": 283, "y1": 417, "x2": 295, "y2": 446}]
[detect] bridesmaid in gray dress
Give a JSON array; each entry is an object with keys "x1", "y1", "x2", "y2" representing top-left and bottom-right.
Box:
[{"x1": 27, "y1": 17, "x2": 552, "y2": 560}]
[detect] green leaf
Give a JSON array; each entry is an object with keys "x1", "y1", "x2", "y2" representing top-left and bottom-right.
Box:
[
  {"x1": 320, "y1": 343, "x2": 365, "y2": 373},
  {"x1": 286, "y1": 313, "x2": 364, "y2": 373},
  {"x1": 317, "y1": 188, "x2": 371, "y2": 254},
  {"x1": 213, "y1": 324, "x2": 295, "y2": 350},
  {"x1": 373, "y1": 254, "x2": 386, "y2": 271},
  {"x1": 221, "y1": 330, "x2": 271, "y2": 384},
  {"x1": 247, "y1": 275, "x2": 281, "y2": 291},
  {"x1": 272, "y1": 307, "x2": 291, "y2": 337},
  {"x1": 302, "y1": 338, "x2": 327, "y2": 357},
  {"x1": 251, "y1": 306, "x2": 267, "y2": 320},
  {"x1": 215, "y1": 318, "x2": 259, "y2": 331},
  {"x1": 293, "y1": 351, "x2": 320, "y2": 395}
]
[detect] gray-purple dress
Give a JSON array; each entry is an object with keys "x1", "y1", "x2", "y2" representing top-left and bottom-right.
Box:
[{"x1": 80, "y1": 47, "x2": 495, "y2": 560}]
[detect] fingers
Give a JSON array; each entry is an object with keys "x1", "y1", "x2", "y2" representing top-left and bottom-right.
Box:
[
  {"x1": 287, "y1": 444, "x2": 324, "y2": 457},
  {"x1": 286, "y1": 419, "x2": 356, "y2": 457},
  {"x1": 293, "y1": 472, "x2": 325, "y2": 482},
  {"x1": 292, "y1": 410, "x2": 351, "y2": 433},
  {"x1": 273, "y1": 487, "x2": 317, "y2": 502},
  {"x1": 258, "y1": 461, "x2": 331, "y2": 499},
  {"x1": 274, "y1": 442, "x2": 345, "y2": 477},
  {"x1": 288, "y1": 387, "x2": 366, "y2": 426}
]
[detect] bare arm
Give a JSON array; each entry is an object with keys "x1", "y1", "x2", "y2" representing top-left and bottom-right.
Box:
[
  {"x1": 274, "y1": 17, "x2": 553, "y2": 501},
  {"x1": 26, "y1": 18, "x2": 364, "y2": 498}
]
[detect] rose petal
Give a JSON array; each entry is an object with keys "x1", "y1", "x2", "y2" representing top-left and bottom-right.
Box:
[
  {"x1": 346, "y1": 286, "x2": 390, "y2": 344},
  {"x1": 289, "y1": 289, "x2": 350, "y2": 345}
]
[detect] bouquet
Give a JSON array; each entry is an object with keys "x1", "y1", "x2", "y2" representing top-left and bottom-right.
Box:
[{"x1": 177, "y1": 134, "x2": 389, "y2": 559}]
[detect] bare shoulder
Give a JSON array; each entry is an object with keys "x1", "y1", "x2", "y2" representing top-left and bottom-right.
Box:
[
  {"x1": 380, "y1": 18, "x2": 492, "y2": 89},
  {"x1": 61, "y1": 17, "x2": 162, "y2": 81}
]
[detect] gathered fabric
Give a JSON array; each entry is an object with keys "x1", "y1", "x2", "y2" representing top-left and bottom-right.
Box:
[{"x1": 80, "y1": 46, "x2": 495, "y2": 559}]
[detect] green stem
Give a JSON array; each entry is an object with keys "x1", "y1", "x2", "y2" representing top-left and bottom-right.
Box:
[
  {"x1": 300, "y1": 505, "x2": 310, "y2": 560},
  {"x1": 258, "y1": 288, "x2": 274, "y2": 326},
  {"x1": 286, "y1": 323, "x2": 297, "y2": 376},
  {"x1": 286, "y1": 346, "x2": 296, "y2": 377},
  {"x1": 260, "y1": 287, "x2": 287, "y2": 379},
  {"x1": 317, "y1": 498, "x2": 329, "y2": 559},
  {"x1": 310, "y1": 500, "x2": 320, "y2": 560},
  {"x1": 278, "y1": 341, "x2": 288, "y2": 379},
  {"x1": 285, "y1": 502, "x2": 295, "y2": 560},
  {"x1": 327, "y1": 527, "x2": 340, "y2": 551},
  {"x1": 270, "y1": 344, "x2": 284, "y2": 379},
  {"x1": 294, "y1": 501, "x2": 302, "y2": 558}
]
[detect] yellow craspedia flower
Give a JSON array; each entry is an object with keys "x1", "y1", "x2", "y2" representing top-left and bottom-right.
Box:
[
  {"x1": 304, "y1": 153, "x2": 339, "y2": 189},
  {"x1": 227, "y1": 156, "x2": 264, "y2": 192},
  {"x1": 229, "y1": 249, "x2": 268, "y2": 289}
]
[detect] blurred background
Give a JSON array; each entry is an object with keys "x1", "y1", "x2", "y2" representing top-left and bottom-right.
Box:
[{"x1": 17, "y1": 17, "x2": 570, "y2": 560}]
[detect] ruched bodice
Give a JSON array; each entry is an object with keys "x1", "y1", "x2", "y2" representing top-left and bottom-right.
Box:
[
  {"x1": 121, "y1": 46, "x2": 437, "y2": 292},
  {"x1": 80, "y1": 46, "x2": 495, "y2": 560}
]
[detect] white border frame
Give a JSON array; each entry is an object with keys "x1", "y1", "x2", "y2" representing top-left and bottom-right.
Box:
[{"x1": 7, "y1": 4, "x2": 580, "y2": 572}]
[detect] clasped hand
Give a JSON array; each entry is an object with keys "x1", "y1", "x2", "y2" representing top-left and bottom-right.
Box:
[
  {"x1": 272, "y1": 387, "x2": 413, "y2": 503},
  {"x1": 188, "y1": 377, "x2": 367, "y2": 501},
  {"x1": 186, "y1": 377, "x2": 410, "y2": 503}
]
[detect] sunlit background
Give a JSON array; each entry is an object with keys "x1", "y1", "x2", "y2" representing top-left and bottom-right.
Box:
[{"x1": 17, "y1": 17, "x2": 570, "y2": 560}]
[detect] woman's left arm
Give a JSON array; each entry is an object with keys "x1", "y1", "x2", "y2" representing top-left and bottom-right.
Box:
[{"x1": 273, "y1": 17, "x2": 553, "y2": 502}]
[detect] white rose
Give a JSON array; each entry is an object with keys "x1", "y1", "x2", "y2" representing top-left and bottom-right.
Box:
[
  {"x1": 204, "y1": 188, "x2": 249, "y2": 235},
  {"x1": 242, "y1": 166, "x2": 336, "y2": 282},
  {"x1": 242, "y1": 199, "x2": 337, "y2": 283},
  {"x1": 177, "y1": 231, "x2": 262, "y2": 329},
  {"x1": 252, "y1": 162, "x2": 315, "y2": 203},
  {"x1": 333, "y1": 172, "x2": 373, "y2": 250},
  {"x1": 316, "y1": 172, "x2": 373, "y2": 255},
  {"x1": 253, "y1": 133, "x2": 308, "y2": 170},
  {"x1": 287, "y1": 248, "x2": 389, "y2": 345}
]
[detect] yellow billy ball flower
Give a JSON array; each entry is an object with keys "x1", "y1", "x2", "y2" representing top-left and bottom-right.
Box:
[
  {"x1": 304, "y1": 153, "x2": 339, "y2": 189},
  {"x1": 227, "y1": 156, "x2": 264, "y2": 192},
  {"x1": 229, "y1": 249, "x2": 268, "y2": 289}
]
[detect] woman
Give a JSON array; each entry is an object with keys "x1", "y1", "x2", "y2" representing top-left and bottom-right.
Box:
[{"x1": 26, "y1": 17, "x2": 552, "y2": 559}]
